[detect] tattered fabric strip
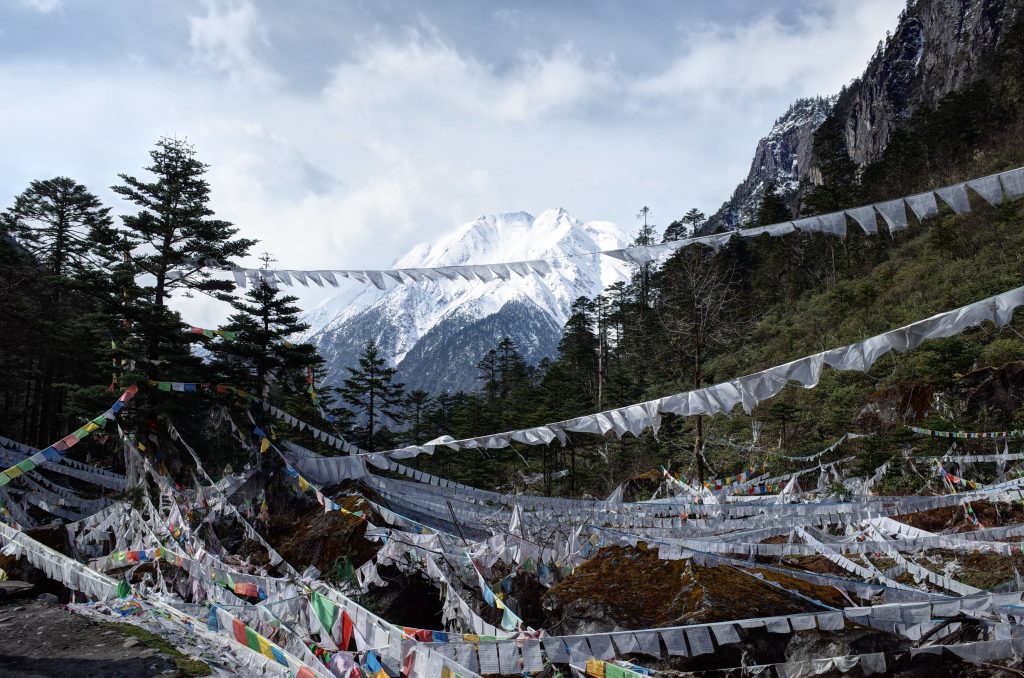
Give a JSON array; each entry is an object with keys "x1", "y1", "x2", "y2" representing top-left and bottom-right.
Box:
[{"x1": 204, "y1": 167, "x2": 1024, "y2": 290}]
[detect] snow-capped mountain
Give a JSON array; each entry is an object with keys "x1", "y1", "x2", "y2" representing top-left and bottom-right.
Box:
[{"x1": 300, "y1": 209, "x2": 632, "y2": 393}]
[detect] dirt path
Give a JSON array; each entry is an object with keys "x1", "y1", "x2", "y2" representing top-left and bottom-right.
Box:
[{"x1": 0, "y1": 597, "x2": 184, "y2": 678}]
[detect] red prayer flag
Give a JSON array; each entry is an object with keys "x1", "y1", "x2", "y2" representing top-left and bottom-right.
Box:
[
  {"x1": 402, "y1": 649, "x2": 416, "y2": 677},
  {"x1": 341, "y1": 610, "x2": 353, "y2": 651},
  {"x1": 232, "y1": 618, "x2": 248, "y2": 645},
  {"x1": 234, "y1": 582, "x2": 259, "y2": 597}
]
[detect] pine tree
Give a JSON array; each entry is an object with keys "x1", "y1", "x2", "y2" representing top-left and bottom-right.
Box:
[
  {"x1": 112, "y1": 137, "x2": 255, "y2": 379},
  {"x1": 214, "y1": 276, "x2": 321, "y2": 398},
  {"x1": 755, "y1": 179, "x2": 792, "y2": 226},
  {"x1": 555, "y1": 298, "x2": 600, "y2": 413},
  {"x1": 113, "y1": 137, "x2": 255, "y2": 309},
  {"x1": 800, "y1": 116, "x2": 861, "y2": 215},
  {"x1": 404, "y1": 389, "x2": 433, "y2": 445},
  {"x1": 2, "y1": 177, "x2": 118, "y2": 279},
  {"x1": 338, "y1": 341, "x2": 406, "y2": 452},
  {"x1": 663, "y1": 208, "x2": 705, "y2": 242},
  {"x1": 476, "y1": 349, "x2": 500, "y2": 403},
  {"x1": 0, "y1": 178, "x2": 119, "y2": 444}
]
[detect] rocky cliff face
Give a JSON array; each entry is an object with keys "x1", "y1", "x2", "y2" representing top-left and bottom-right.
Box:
[
  {"x1": 708, "y1": 97, "x2": 832, "y2": 229},
  {"x1": 838, "y1": 0, "x2": 1020, "y2": 168}
]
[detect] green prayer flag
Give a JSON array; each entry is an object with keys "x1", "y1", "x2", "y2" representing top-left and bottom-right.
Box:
[
  {"x1": 337, "y1": 558, "x2": 355, "y2": 582},
  {"x1": 244, "y1": 626, "x2": 260, "y2": 652},
  {"x1": 311, "y1": 591, "x2": 338, "y2": 633},
  {"x1": 158, "y1": 382, "x2": 171, "y2": 392},
  {"x1": 15, "y1": 460, "x2": 34, "y2": 474},
  {"x1": 116, "y1": 580, "x2": 131, "y2": 598}
]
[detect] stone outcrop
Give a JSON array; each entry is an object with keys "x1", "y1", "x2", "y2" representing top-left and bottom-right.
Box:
[
  {"x1": 709, "y1": 97, "x2": 832, "y2": 230},
  {"x1": 839, "y1": 0, "x2": 1021, "y2": 168}
]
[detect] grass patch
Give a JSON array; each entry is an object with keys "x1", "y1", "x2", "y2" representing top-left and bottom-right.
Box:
[{"x1": 100, "y1": 621, "x2": 212, "y2": 677}]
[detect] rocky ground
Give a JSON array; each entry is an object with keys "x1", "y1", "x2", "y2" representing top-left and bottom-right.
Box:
[{"x1": 0, "y1": 581, "x2": 202, "y2": 678}]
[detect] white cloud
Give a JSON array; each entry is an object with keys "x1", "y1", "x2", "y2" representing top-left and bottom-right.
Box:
[
  {"x1": 323, "y1": 28, "x2": 614, "y2": 123},
  {"x1": 634, "y1": 1, "x2": 898, "y2": 108},
  {"x1": 188, "y1": 0, "x2": 278, "y2": 88},
  {"x1": 17, "y1": 0, "x2": 61, "y2": 14}
]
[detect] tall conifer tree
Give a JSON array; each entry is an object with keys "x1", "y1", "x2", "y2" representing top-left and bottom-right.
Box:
[{"x1": 338, "y1": 341, "x2": 405, "y2": 452}]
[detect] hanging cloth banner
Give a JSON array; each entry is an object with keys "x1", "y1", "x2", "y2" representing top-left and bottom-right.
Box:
[
  {"x1": 0, "y1": 447, "x2": 127, "y2": 492},
  {"x1": 190, "y1": 167, "x2": 1024, "y2": 290},
  {"x1": 0, "y1": 385, "x2": 138, "y2": 487},
  {"x1": 909, "y1": 426, "x2": 1024, "y2": 439},
  {"x1": 369, "y1": 284, "x2": 1024, "y2": 460}
]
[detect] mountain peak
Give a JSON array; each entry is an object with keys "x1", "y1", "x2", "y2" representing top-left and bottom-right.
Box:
[{"x1": 301, "y1": 209, "x2": 632, "y2": 393}]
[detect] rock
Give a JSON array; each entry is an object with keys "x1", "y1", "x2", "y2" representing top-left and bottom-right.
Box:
[
  {"x1": 706, "y1": 0, "x2": 1023, "y2": 233},
  {"x1": 785, "y1": 628, "x2": 901, "y2": 663},
  {"x1": 35, "y1": 593, "x2": 58, "y2": 603},
  {"x1": 0, "y1": 580, "x2": 34, "y2": 599},
  {"x1": 544, "y1": 545, "x2": 849, "y2": 634},
  {"x1": 955, "y1": 362, "x2": 1024, "y2": 419},
  {"x1": 706, "y1": 97, "x2": 832, "y2": 230},
  {"x1": 854, "y1": 383, "x2": 932, "y2": 431},
  {"x1": 122, "y1": 637, "x2": 142, "y2": 648},
  {"x1": 837, "y1": 0, "x2": 1021, "y2": 168}
]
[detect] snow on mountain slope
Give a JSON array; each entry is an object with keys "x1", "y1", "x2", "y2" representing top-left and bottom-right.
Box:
[{"x1": 300, "y1": 208, "x2": 631, "y2": 393}]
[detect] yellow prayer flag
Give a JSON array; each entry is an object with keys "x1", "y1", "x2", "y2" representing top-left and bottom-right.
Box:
[
  {"x1": 586, "y1": 660, "x2": 605, "y2": 678},
  {"x1": 257, "y1": 635, "x2": 274, "y2": 659},
  {"x1": 259, "y1": 438, "x2": 270, "y2": 454}
]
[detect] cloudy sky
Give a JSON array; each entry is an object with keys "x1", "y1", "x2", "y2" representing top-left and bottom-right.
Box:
[{"x1": 0, "y1": 0, "x2": 902, "y2": 325}]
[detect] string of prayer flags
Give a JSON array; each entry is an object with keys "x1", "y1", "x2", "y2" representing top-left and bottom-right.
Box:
[
  {"x1": 367, "y1": 284, "x2": 1024, "y2": 462},
  {"x1": 910, "y1": 426, "x2": 1023, "y2": 439},
  {"x1": 162, "y1": 380, "x2": 360, "y2": 454},
  {"x1": 267, "y1": 437, "x2": 365, "y2": 519},
  {"x1": 230, "y1": 616, "x2": 289, "y2": 667},
  {"x1": 365, "y1": 651, "x2": 388, "y2": 678},
  {"x1": 196, "y1": 166, "x2": 1024, "y2": 291},
  {"x1": 0, "y1": 385, "x2": 137, "y2": 487}
]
